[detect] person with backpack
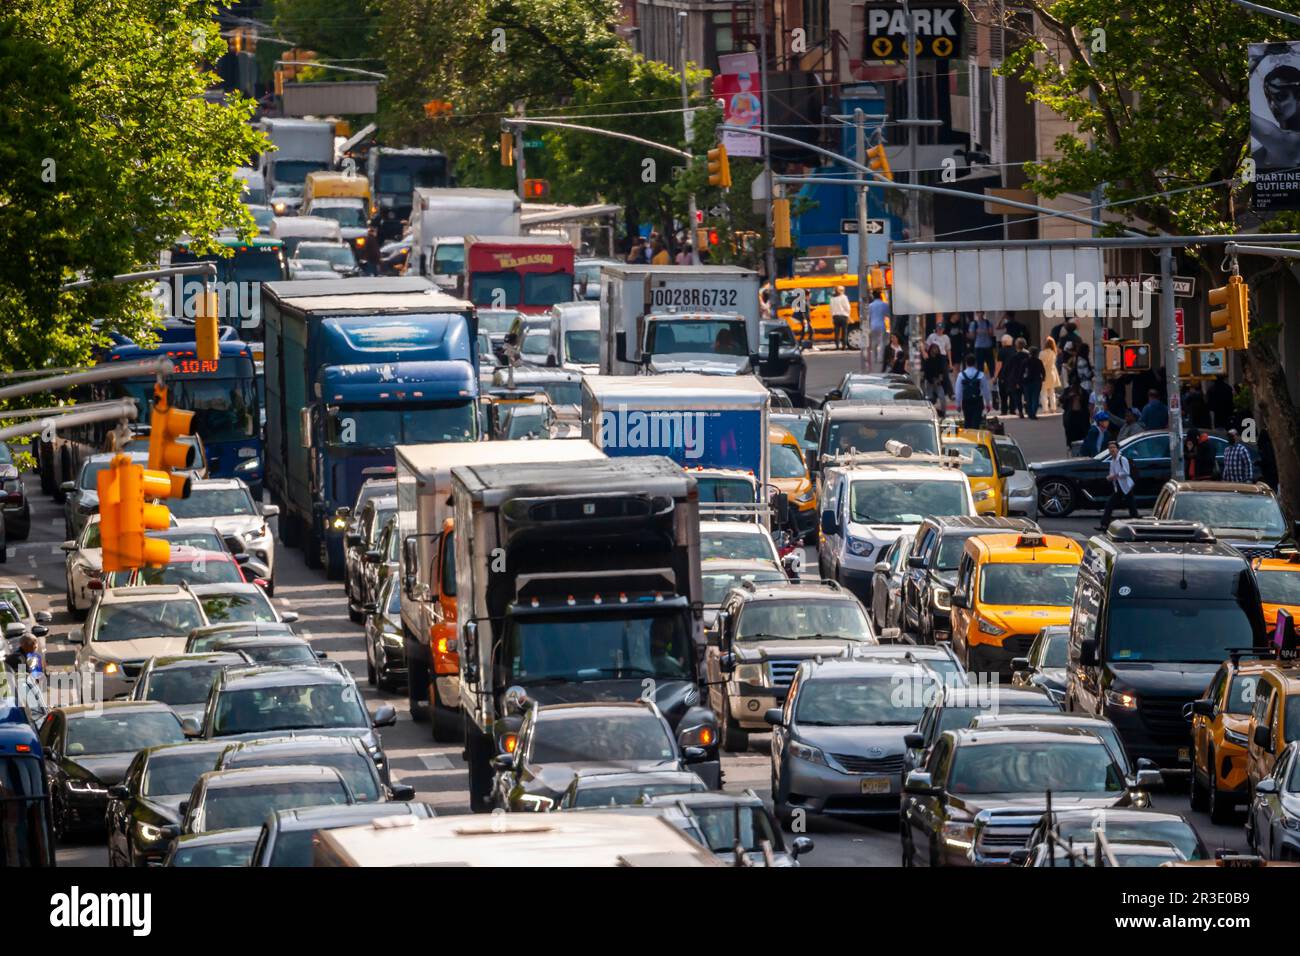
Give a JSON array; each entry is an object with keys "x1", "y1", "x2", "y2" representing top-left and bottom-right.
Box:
[{"x1": 954, "y1": 354, "x2": 991, "y2": 429}]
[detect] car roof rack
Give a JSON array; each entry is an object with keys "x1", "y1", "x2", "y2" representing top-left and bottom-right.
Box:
[{"x1": 1105, "y1": 519, "x2": 1215, "y2": 543}]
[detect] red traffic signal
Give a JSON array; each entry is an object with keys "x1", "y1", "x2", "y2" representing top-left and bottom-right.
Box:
[
  {"x1": 1121, "y1": 344, "x2": 1150, "y2": 371},
  {"x1": 522, "y1": 178, "x2": 549, "y2": 199}
]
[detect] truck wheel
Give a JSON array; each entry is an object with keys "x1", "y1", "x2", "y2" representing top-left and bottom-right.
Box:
[
  {"x1": 721, "y1": 709, "x2": 748, "y2": 753},
  {"x1": 466, "y1": 720, "x2": 494, "y2": 813},
  {"x1": 430, "y1": 682, "x2": 461, "y2": 743}
]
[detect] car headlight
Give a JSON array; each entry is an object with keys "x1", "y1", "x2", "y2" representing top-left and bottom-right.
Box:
[
  {"x1": 941, "y1": 820, "x2": 975, "y2": 849},
  {"x1": 67, "y1": 779, "x2": 107, "y2": 794},
  {"x1": 973, "y1": 488, "x2": 993, "y2": 502},
  {"x1": 735, "y1": 663, "x2": 768, "y2": 686},
  {"x1": 245, "y1": 526, "x2": 270, "y2": 543},
  {"x1": 1224, "y1": 727, "x2": 1249, "y2": 748},
  {"x1": 135, "y1": 821, "x2": 165, "y2": 842},
  {"x1": 976, "y1": 617, "x2": 1005, "y2": 636},
  {"x1": 234, "y1": 457, "x2": 261, "y2": 474},
  {"x1": 933, "y1": 588, "x2": 951, "y2": 610},
  {"x1": 1105, "y1": 688, "x2": 1138, "y2": 710},
  {"x1": 847, "y1": 536, "x2": 875, "y2": 557},
  {"x1": 789, "y1": 740, "x2": 828, "y2": 767},
  {"x1": 381, "y1": 630, "x2": 403, "y2": 648}
]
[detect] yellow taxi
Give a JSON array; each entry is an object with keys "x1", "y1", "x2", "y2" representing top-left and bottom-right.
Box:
[
  {"x1": 774, "y1": 270, "x2": 890, "y2": 342},
  {"x1": 949, "y1": 532, "x2": 1083, "y2": 677},
  {"x1": 1246, "y1": 660, "x2": 1300, "y2": 792},
  {"x1": 1190, "y1": 654, "x2": 1272, "y2": 823},
  {"x1": 1253, "y1": 554, "x2": 1300, "y2": 630},
  {"x1": 768, "y1": 425, "x2": 816, "y2": 542},
  {"x1": 941, "y1": 429, "x2": 1007, "y2": 516}
]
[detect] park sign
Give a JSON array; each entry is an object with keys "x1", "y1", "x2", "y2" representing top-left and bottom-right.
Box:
[{"x1": 863, "y1": 4, "x2": 963, "y2": 61}]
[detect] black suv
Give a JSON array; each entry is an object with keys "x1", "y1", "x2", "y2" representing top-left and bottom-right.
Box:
[
  {"x1": 901, "y1": 515, "x2": 1040, "y2": 643},
  {"x1": 1064, "y1": 519, "x2": 1267, "y2": 775},
  {"x1": 345, "y1": 493, "x2": 397, "y2": 623},
  {"x1": 1151, "y1": 480, "x2": 1297, "y2": 559}
]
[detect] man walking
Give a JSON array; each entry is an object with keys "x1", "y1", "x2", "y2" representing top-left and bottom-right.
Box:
[
  {"x1": 1098, "y1": 440, "x2": 1138, "y2": 529},
  {"x1": 829, "y1": 285, "x2": 852, "y2": 351},
  {"x1": 865, "y1": 289, "x2": 889, "y2": 371},
  {"x1": 1221, "y1": 428, "x2": 1254, "y2": 483},
  {"x1": 970, "y1": 311, "x2": 995, "y2": 375},
  {"x1": 954, "y1": 354, "x2": 991, "y2": 429}
]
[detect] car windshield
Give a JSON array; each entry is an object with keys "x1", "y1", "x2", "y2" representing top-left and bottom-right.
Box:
[
  {"x1": 229, "y1": 753, "x2": 379, "y2": 802},
  {"x1": 564, "y1": 330, "x2": 599, "y2": 365},
  {"x1": 531, "y1": 714, "x2": 676, "y2": 764},
  {"x1": 701, "y1": 569, "x2": 787, "y2": 605},
  {"x1": 826, "y1": 420, "x2": 939, "y2": 456},
  {"x1": 1107, "y1": 600, "x2": 1257, "y2": 663},
  {"x1": 948, "y1": 442, "x2": 994, "y2": 478},
  {"x1": 979, "y1": 563, "x2": 1078, "y2": 606},
  {"x1": 156, "y1": 530, "x2": 225, "y2": 551},
  {"x1": 506, "y1": 611, "x2": 694, "y2": 683},
  {"x1": 797, "y1": 676, "x2": 931, "y2": 726},
  {"x1": 521, "y1": 331, "x2": 549, "y2": 357},
  {"x1": 307, "y1": 204, "x2": 366, "y2": 227},
  {"x1": 949, "y1": 742, "x2": 1123, "y2": 794},
  {"x1": 995, "y1": 441, "x2": 1027, "y2": 472},
  {"x1": 202, "y1": 781, "x2": 349, "y2": 832},
  {"x1": 230, "y1": 643, "x2": 317, "y2": 665},
  {"x1": 477, "y1": 312, "x2": 518, "y2": 334},
  {"x1": 142, "y1": 664, "x2": 227, "y2": 706},
  {"x1": 1171, "y1": 493, "x2": 1283, "y2": 536},
  {"x1": 1226, "y1": 674, "x2": 1261, "y2": 715},
  {"x1": 539, "y1": 381, "x2": 581, "y2": 406},
  {"x1": 850, "y1": 480, "x2": 968, "y2": 524},
  {"x1": 169, "y1": 488, "x2": 257, "y2": 519},
  {"x1": 843, "y1": 383, "x2": 924, "y2": 403},
  {"x1": 0, "y1": 588, "x2": 30, "y2": 623},
  {"x1": 212, "y1": 683, "x2": 368, "y2": 736},
  {"x1": 502, "y1": 405, "x2": 549, "y2": 440},
  {"x1": 137, "y1": 559, "x2": 244, "y2": 587},
  {"x1": 690, "y1": 805, "x2": 778, "y2": 853},
  {"x1": 737, "y1": 600, "x2": 870, "y2": 641},
  {"x1": 571, "y1": 780, "x2": 704, "y2": 808},
  {"x1": 65, "y1": 712, "x2": 183, "y2": 756},
  {"x1": 327, "y1": 404, "x2": 476, "y2": 445},
  {"x1": 1053, "y1": 818, "x2": 1202, "y2": 860},
  {"x1": 171, "y1": 842, "x2": 255, "y2": 867},
  {"x1": 646, "y1": 318, "x2": 749, "y2": 357},
  {"x1": 770, "y1": 442, "x2": 806, "y2": 479},
  {"x1": 94, "y1": 600, "x2": 205, "y2": 641},
  {"x1": 1257, "y1": 570, "x2": 1300, "y2": 606},
  {"x1": 701, "y1": 531, "x2": 776, "y2": 564},
  {"x1": 143, "y1": 751, "x2": 222, "y2": 798},
  {"x1": 81, "y1": 457, "x2": 140, "y2": 490},
  {"x1": 937, "y1": 698, "x2": 1060, "y2": 734},
  {"x1": 201, "y1": 593, "x2": 277, "y2": 624}
]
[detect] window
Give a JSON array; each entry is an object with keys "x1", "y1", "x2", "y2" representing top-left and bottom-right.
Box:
[
  {"x1": 168, "y1": 488, "x2": 257, "y2": 519},
  {"x1": 93, "y1": 601, "x2": 206, "y2": 642},
  {"x1": 978, "y1": 563, "x2": 1079, "y2": 607},
  {"x1": 65, "y1": 712, "x2": 183, "y2": 756},
  {"x1": 826, "y1": 420, "x2": 940, "y2": 456},
  {"x1": 228, "y1": 753, "x2": 380, "y2": 803},
  {"x1": 142, "y1": 665, "x2": 228, "y2": 706},
  {"x1": 201, "y1": 781, "x2": 350, "y2": 832},
  {"x1": 201, "y1": 592, "x2": 278, "y2": 624},
  {"x1": 1253, "y1": 680, "x2": 1276, "y2": 726},
  {"x1": 212, "y1": 683, "x2": 367, "y2": 736},
  {"x1": 646, "y1": 318, "x2": 749, "y2": 357},
  {"x1": 770, "y1": 442, "x2": 807, "y2": 480},
  {"x1": 506, "y1": 610, "x2": 693, "y2": 683},
  {"x1": 994, "y1": 441, "x2": 1027, "y2": 472},
  {"x1": 850, "y1": 479, "x2": 970, "y2": 524},
  {"x1": 1119, "y1": 435, "x2": 1167, "y2": 461},
  {"x1": 736, "y1": 600, "x2": 870, "y2": 642},
  {"x1": 433, "y1": 242, "x2": 464, "y2": 276},
  {"x1": 143, "y1": 751, "x2": 224, "y2": 798},
  {"x1": 1171, "y1": 493, "x2": 1284, "y2": 536},
  {"x1": 1107, "y1": 600, "x2": 1257, "y2": 663},
  {"x1": 948, "y1": 742, "x2": 1124, "y2": 794},
  {"x1": 1226, "y1": 673, "x2": 1260, "y2": 715},
  {"x1": 531, "y1": 714, "x2": 676, "y2": 764},
  {"x1": 440, "y1": 532, "x2": 456, "y2": 598},
  {"x1": 796, "y1": 676, "x2": 932, "y2": 727},
  {"x1": 564, "y1": 330, "x2": 599, "y2": 366}
]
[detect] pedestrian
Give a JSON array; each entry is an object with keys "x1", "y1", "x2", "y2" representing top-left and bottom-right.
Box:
[
  {"x1": 794, "y1": 290, "x2": 813, "y2": 345},
  {"x1": 675, "y1": 243, "x2": 693, "y2": 266},
  {"x1": 998, "y1": 312, "x2": 1028, "y2": 344},
  {"x1": 947, "y1": 313, "x2": 967, "y2": 367},
  {"x1": 886, "y1": 332, "x2": 908, "y2": 374},
  {"x1": 1183, "y1": 435, "x2": 1200, "y2": 479},
  {"x1": 925, "y1": 318, "x2": 952, "y2": 360},
  {"x1": 1098, "y1": 440, "x2": 1139, "y2": 529},
  {"x1": 970, "y1": 311, "x2": 996, "y2": 375},
  {"x1": 1081, "y1": 411, "x2": 1111, "y2": 458},
  {"x1": 865, "y1": 288, "x2": 889, "y2": 372},
  {"x1": 1073, "y1": 342, "x2": 1095, "y2": 398},
  {"x1": 646, "y1": 231, "x2": 661, "y2": 262},
  {"x1": 626, "y1": 237, "x2": 646, "y2": 264},
  {"x1": 1139, "y1": 388, "x2": 1169, "y2": 430},
  {"x1": 1021, "y1": 344, "x2": 1046, "y2": 419},
  {"x1": 954, "y1": 354, "x2": 991, "y2": 429},
  {"x1": 758, "y1": 285, "x2": 772, "y2": 322},
  {"x1": 1221, "y1": 427, "x2": 1254, "y2": 483},
  {"x1": 922, "y1": 344, "x2": 950, "y2": 411},
  {"x1": 1206, "y1": 374, "x2": 1234, "y2": 430},
  {"x1": 1183, "y1": 381, "x2": 1211, "y2": 430},
  {"x1": 1117, "y1": 408, "x2": 1143, "y2": 442},
  {"x1": 1101, "y1": 380, "x2": 1128, "y2": 419},
  {"x1": 830, "y1": 285, "x2": 852, "y2": 350},
  {"x1": 1196, "y1": 429, "x2": 1219, "y2": 479},
  {"x1": 650, "y1": 238, "x2": 670, "y2": 265},
  {"x1": 1041, "y1": 336, "x2": 1061, "y2": 413},
  {"x1": 994, "y1": 334, "x2": 1017, "y2": 414},
  {"x1": 1061, "y1": 381, "x2": 1090, "y2": 448}
]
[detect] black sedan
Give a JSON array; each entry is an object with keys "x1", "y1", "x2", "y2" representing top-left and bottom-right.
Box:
[
  {"x1": 105, "y1": 740, "x2": 229, "y2": 866},
  {"x1": 363, "y1": 576, "x2": 406, "y2": 691},
  {"x1": 42, "y1": 701, "x2": 186, "y2": 839},
  {"x1": 1030, "y1": 430, "x2": 1258, "y2": 517}
]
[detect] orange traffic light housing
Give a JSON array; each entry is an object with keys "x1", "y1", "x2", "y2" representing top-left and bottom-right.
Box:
[
  {"x1": 522, "y1": 178, "x2": 549, "y2": 199},
  {"x1": 707, "y1": 145, "x2": 731, "y2": 188},
  {"x1": 98, "y1": 454, "x2": 174, "y2": 571},
  {"x1": 867, "y1": 144, "x2": 894, "y2": 181},
  {"x1": 500, "y1": 132, "x2": 514, "y2": 167},
  {"x1": 194, "y1": 288, "x2": 219, "y2": 363},
  {"x1": 773, "y1": 198, "x2": 792, "y2": 248},
  {"x1": 148, "y1": 384, "x2": 196, "y2": 478},
  {"x1": 97, "y1": 457, "x2": 125, "y2": 573},
  {"x1": 1209, "y1": 275, "x2": 1249, "y2": 351}
]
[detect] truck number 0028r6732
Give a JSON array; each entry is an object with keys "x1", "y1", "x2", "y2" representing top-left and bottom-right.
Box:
[{"x1": 650, "y1": 287, "x2": 739, "y2": 308}]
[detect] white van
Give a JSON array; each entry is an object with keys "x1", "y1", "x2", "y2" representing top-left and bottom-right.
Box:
[{"x1": 269, "y1": 216, "x2": 344, "y2": 260}]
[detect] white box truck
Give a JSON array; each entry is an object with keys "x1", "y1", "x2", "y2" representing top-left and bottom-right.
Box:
[
  {"x1": 259, "y1": 118, "x2": 336, "y2": 211},
  {"x1": 408, "y1": 188, "x2": 521, "y2": 292},
  {"x1": 599, "y1": 264, "x2": 764, "y2": 376}
]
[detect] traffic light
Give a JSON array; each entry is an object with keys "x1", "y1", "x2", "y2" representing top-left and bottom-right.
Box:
[
  {"x1": 500, "y1": 132, "x2": 514, "y2": 167},
  {"x1": 522, "y1": 178, "x2": 549, "y2": 199},
  {"x1": 773, "y1": 198, "x2": 792, "y2": 248},
  {"x1": 148, "y1": 383, "x2": 196, "y2": 485},
  {"x1": 98, "y1": 455, "x2": 173, "y2": 572},
  {"x1": 1209, "y1": 275, "x2": 1249, "y2": 351},
  {"x1": 867, "y1": 144, "x2": 894, "y2": 181},
  {"x1": 423, "y1": 100, "x2": 453, "y2": 120},
  {"x1": 1121, "y1": 343, "x2": 1151, "y2": 371},
  {"x1": 707, "y1": 144, "x2": 731, "y2": 188},
  {"x1": 195, "y1": 288, "x2": 219, "y2": 363},
  {"x1": 97, "y1": 457, "x2": 124, "y2": 574}
]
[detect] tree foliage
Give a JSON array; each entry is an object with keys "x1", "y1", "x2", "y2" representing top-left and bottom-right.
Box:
[{"x1": 0, "y1": 1, "x2": 264, "y2": 380}]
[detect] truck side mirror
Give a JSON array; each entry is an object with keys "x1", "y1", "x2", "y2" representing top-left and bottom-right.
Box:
[
  {"x1": 1254, "y1": 724, "x2": 1273, "y2": 752},
  {"x1": 1079, "y1": 639, "x2": 1098, "y2": 667},
  {"x1": 615, "y1": 330, "x2": 628, "y2": 365},
  {"x1": 462, "y1": 621, "x2": 479, "y2": 683},
  {"x1": 402, "y1": 536, "x2": 419, "y2": 600},
  {"x1": 771, "y1": 491, "x2": 789, "y2": 527},
  {"x1": 820, "y1": 510, "x2": 839, "y2": 536},
  {"x1": 767, "y1": 330, "x2": 781, "y2": 363},
  {"x1": 719, "y1": 652, "x2": 737, "y2": 673},
  {"x1": 805, "y1": 449, "x2": 819, "y2": 474}
]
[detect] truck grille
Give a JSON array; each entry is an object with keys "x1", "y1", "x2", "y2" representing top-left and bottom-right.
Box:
[
  {"x1": 1004, "y1": 634, "x2": 1036, "y2": 657},
  {"x1": 831, "y1": 753, "x2": 904, "y2": 774},
  {"x1": 978, "y1": 827, "x2": 1033, "y2": 849},
  {"x1": 768, "y1": 659, "x2": 802, "y2": 689},
  {"x1": 1142, "y1": 697, "x2": 1194, "y2": 738}
]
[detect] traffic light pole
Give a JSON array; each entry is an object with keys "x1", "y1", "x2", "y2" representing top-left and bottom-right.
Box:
[
  {"x1": 1160, "y1": 248, "x2": 1184, "y2": 478},
  {"x1": 0, "y1": 400, "x2": 139, "y2": 444},
  {"x1": 0, "y1": 357, "x2": 174, "y2": 403},
  {"x1": 59, "y1": 262, "x2": 216, "y2": 292},
  {"x1": 855, "y1": 109, "x2": 871, "y2": 371}
]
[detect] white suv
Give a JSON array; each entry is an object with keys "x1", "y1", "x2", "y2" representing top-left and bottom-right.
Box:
[
  {"x1": 71, "y1": 585, "x2": 207, "y2": 699},
  {"x1": 167, "y1": 479, "x2": 278, "y2": 593}
]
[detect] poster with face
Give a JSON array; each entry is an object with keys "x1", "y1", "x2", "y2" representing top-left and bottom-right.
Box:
[
  {"x1": 1249, "y1": 41, "x2": 1300, "y2": 211},
  {"x1": 712, "y1": 52, "x2": 762, "y2": 158}
]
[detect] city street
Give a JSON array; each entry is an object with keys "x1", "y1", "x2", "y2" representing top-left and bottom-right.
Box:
[{"x1": 13, "y1": 347, "x2": 1245, "y2": 868}]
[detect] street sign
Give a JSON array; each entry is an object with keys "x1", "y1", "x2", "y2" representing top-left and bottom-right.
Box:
[
  {"x1": 1175, "y1": 307, "x2": 1184, "y2": 345},
  {"x1": 523, "y1": 139, "x2": 543, "y2": 148},
  {"x1": 1138, "y1": 273, "x2": 1196, "y2": 298},
  {"x1": 708, "y1": 205, "x2": 727, "y2": 218},
  {"x1": 842, "y1": 219, "x2": 887, "y2": 235}
]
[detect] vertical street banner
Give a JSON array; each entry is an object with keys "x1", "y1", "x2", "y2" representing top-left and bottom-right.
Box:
[
  {"x1": 1249, "y1": 41, "x2": 1300, "y2": 211},
  {"x1": 712, "y1": 52, "x2": 762, "y2": 158}
]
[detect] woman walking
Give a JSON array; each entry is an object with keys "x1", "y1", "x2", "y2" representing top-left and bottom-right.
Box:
[
  {"x1": 1041, "y1": 336, "x2": 1061, "y2": 413},
  {"x1": 1061, "y1": 381, "x2": 1090, "y2": 450},
  {"x1": 885, "y1": 333, "x2": 908, "y2": 374},
  {"x1": 921, "y1": 344, "x2": 949, "y2": 414}
]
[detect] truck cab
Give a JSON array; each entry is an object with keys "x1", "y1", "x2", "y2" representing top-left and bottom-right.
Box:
[{"x1": 632, "y1": 310, "x2": 759, "y2": 376}]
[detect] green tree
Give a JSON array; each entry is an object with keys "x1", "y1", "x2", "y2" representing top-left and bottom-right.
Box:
[
  {"x1": 992, "y1": 0, "x2": 1300, "y2": 514},
  {"x1": 0, "y1": 2, "x2": 264, "y2": 382}
]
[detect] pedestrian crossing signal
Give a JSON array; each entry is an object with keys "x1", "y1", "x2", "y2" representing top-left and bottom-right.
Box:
[{"x1": 523, "y1": 178, "x2": 549, "y2": 199}]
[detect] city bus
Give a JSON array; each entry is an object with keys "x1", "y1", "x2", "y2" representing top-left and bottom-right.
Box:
[{"x1": 165, "y1": 235, "x2": 288, "y2": 348}]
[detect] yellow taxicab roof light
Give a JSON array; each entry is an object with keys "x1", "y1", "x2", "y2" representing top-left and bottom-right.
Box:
[{"x1": 1016, "y1": 533, "x2": 1046, "y2": 549}]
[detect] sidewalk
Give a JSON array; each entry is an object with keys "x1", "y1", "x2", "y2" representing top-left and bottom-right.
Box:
[{"x1": 999, "y1": 410, "x2": 1071, "y2": 466}]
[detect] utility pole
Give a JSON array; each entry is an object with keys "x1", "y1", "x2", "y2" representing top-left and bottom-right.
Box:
[
  {"x1": 757, "y1": 0, "x2": 776, "y2": 284},
  {"x1": 1160, "y1": 248, "x2": 1184, "y2": 479},
  {"x1": 855, "y1": 109, "x2": 870, "y2": 372},
  {"x1": 678, "y1": 12, "x2": 701, "y2": 264},
  {"x1": 514, "y1": 101, "x2": 526, "y2": 200},
  {"x1": 903, "y1": 0, "x2": 919, "y2": 242}
]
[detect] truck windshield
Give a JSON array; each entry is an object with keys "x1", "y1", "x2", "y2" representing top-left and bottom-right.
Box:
[
  {"x1": 328, "y1": 404, "x2": 476, "y2": 445},
  {"x1": 274, "y1": 160, "x2": 329, "y2": 185},
  {"x1": 1106, "y1": 599, "x2": 1257, "y2": 663},
  {"x1": 433, "y1": 243, "x2": 464, "y2": 275},
  {"x1": 646, "y1": 318, "x2": 749, "y2": 357},
  {"x1": 978, "y1": 563, "x2": 1078, "y2": 607},
  {"x1": 505, "y1": 610, "x2": 694, "y2": 683},
  {"x1": 697, "y1": 477, "x2": 755, "y2": 504},
  {"x1": 0, "y1": 755, "x2": 53, "y2": 867},
  {"x1": 564, "y1": 330, "x2": 599, "y2": 365},
  {"x1": 309, "y1": 204, "x2": 367, "y2": 228}
]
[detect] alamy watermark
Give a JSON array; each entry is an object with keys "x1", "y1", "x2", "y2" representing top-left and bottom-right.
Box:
[
  {"x1": 1041, "y1": 275, "x2": 1153, "y2": 328},
  {"x1": 598, "y1": 404, "x2": 708, "y2": 459},
  {"x1": 150, "y1": 280, "x2": 260, "y2": 329}
]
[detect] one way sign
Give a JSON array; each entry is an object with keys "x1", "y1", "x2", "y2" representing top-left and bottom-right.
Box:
[{"x1": 842, "y1": 219, "x2": 887, "y2": 235}]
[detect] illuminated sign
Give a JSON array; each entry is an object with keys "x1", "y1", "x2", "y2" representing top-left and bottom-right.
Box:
[
  {"x1": 174, "y1": 359, "x2": 222, "y2": 375},
  {"x1": 488, "y1": 252, "x2": 561, "y2": 269}
]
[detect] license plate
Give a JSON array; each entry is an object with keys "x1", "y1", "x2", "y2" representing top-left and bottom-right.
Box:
[
  {"x1": 1178, "y1": 747, "x2": 1190, "y2": 762},
  {"x1": 860, "y1": 777, "x2": 890, "y2": 794}
]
